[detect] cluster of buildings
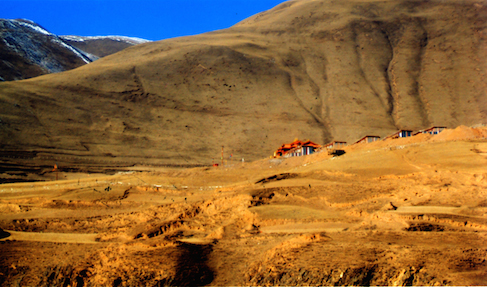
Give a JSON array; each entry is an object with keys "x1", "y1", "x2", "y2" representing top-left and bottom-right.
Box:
[{"x1": 274, "y1": 126, "x2": 446, "y2": 158}]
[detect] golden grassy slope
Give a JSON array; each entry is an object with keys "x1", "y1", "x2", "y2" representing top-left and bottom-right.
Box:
[{"x1": 0, "y1": 0, "x2": 485, "y2": 166}]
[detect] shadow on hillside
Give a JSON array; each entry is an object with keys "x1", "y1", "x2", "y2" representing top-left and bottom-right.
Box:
[
  {"x1": 155, "y1": 242, "x2": 215, "y2": 286},
  {"x1": 0, "y1": 228, "x2": 10, "y2": 239}
]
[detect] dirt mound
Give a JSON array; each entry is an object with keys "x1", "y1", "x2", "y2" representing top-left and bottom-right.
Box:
[
  {"x1": 433, "y1": 125, "x2": 487, "y2": 141},
  {"x1": 345, "y1": 126, "x2": 487, "y2": 156}
]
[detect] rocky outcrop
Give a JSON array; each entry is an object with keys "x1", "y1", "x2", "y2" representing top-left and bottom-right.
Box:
[
  {"x1": 0, "y1": 19, "x2": 93, "y2": 81},
  {"x1": 0, "y1": 19, "x2": 150, "y2": 81}
]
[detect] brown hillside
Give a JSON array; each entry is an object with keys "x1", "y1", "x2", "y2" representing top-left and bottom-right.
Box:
[
  {"x1": 62, "y1": 38, "x2": 133, "y2": 58},
  {"x1": 0, "y1": 0, "x2": 486, "y2": 166}
]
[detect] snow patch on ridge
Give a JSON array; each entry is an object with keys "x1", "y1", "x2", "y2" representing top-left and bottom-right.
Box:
[
  {"x1": 15, "y1": 20, "x2": 52, "y2": 36},
  {"x1": 61, "y1": 35, "x2": 151, "y2": 45},
  {"x1": 51, "y1": 38, "x2": 91, "y2": 64}
]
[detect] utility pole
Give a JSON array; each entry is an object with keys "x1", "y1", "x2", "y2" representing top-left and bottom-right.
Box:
[
  {"x1": 52, "y1": 163, "x2": 58, "y2": 181},
  {"x1": 221, "y1": 146, "x2": 224, "y2": 167}
]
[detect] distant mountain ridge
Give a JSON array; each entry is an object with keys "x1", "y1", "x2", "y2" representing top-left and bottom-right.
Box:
[
  {"x1": 60, "y1": 35, "x2": 150, "y2": 45},
  {"x1": 60, "y1": 35, "x2": 151, "y2": 58},
  {"x1": 0, "y1": 19, "x2": 150, "y2": 81}
]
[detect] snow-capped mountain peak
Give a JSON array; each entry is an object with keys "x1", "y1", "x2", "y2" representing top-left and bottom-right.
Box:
[{"x1": 0, "y1": 18, "x2": 150, "y2": 81}]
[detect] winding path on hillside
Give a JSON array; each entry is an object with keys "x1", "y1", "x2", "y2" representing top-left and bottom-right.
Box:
[{"x1": 0, "y1": 230, "x2": 99, "y2": 244}]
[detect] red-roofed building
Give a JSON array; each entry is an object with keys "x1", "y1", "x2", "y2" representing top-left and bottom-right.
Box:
[{"x1": 274, "y1": 139, "x2": 321, "y2": 158}]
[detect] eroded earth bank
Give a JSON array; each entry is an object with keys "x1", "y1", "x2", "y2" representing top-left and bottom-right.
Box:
[{"x1": 1, "y1": 126, "x2": 487, "y2": 286}]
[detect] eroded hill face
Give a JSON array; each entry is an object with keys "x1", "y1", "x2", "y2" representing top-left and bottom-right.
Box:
[
  {"x1": 0, "y1": 0, "x2": 486, "y2": 166},
  {"x1": 0, "y1": 129, "x2": 486, "y2": 286}
]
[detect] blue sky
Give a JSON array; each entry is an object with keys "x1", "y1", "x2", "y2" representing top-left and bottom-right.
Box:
[{"x1": 2, "y1": 0, "x2": 288, "y2": 41}]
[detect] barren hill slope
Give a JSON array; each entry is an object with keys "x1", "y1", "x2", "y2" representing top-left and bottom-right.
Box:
[
  {"x1": 0, "y1": 0, "x2": 486, "y2": 166},
  {"x1": 0, "y1": 128, "x2": 486, "y2": 286}
]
